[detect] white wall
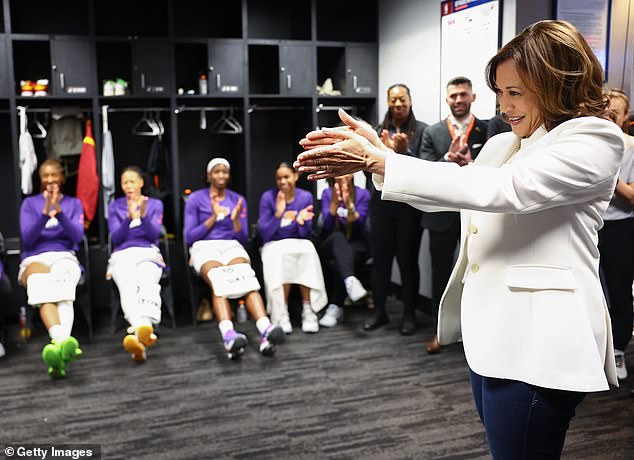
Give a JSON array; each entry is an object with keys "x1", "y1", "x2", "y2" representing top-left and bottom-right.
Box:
[
  {"x1": 378, "y1": 0, "x2": 516, "y2": 125},
  {"x1": 607, "y1": 0, "x2": 634, "y2": 99},
  {"x1": 378, "y1": 0, "x2": 516, "y2": 297},
  {"x1": 378, "y1": 0, "x2": 441, "y2": 125}
]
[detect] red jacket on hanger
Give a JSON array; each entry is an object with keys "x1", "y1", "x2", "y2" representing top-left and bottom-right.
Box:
[{"x1": 76, "y1": 120, "x2": 99, "y2": 228}]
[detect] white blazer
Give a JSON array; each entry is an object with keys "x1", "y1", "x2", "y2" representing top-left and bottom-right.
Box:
[{"x1": 374, "y1": 117, "x2": 624, "y2": 392}]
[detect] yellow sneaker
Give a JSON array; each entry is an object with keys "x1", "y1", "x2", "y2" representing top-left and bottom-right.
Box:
[
  {"x1": 123, "y1": 335, "x2": 146, "y2": 363},
  {"x1": 136, "y1": 325, "x2": 157, "y2": 347}
]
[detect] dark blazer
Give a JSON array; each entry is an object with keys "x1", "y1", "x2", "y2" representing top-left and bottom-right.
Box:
[
  {"x1": 419, "y1": 116, "x2": 488, "y2": 231},
  {"x1": 368, "y1": 119, "x2": 428, "y2": 197}
]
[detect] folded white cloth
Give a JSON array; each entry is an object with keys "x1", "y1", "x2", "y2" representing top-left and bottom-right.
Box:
[{"x1": 261, "y1": 239, "x2": 327, "y2": 314}]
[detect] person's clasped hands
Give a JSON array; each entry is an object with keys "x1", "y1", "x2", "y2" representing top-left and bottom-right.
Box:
[
  {"x1": 43, "y1": 183, "x2": 62, "y2": 217},
  {"x1": 295, "y1": 109, "x2": 388, "y2": 180}
]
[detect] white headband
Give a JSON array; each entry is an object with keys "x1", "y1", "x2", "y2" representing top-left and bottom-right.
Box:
[{"x1": 206, "y1": 157, "x2": 230, "y2": 173}]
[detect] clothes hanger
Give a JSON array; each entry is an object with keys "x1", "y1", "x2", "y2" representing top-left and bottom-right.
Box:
[
  {"x1": 153, "y1": 110, "x2": 165, "y2": 136},
  {"x1": 226, "y1": 107, "x2": 243, "y2": 133},
  {"x1": 132, "y1": 110, "x2": 160, "y2": 136},
  {"x1": 102, "y1": 105, "x2": 109, "y2": 134},
  {"x1": 210, "y1": 108, "x2": 243, "y2": 134},
  {"x1": 17, "y1": 106, "x2": 27, "y2": 134},
  {"x1": 31, "y1": 113, "x2": 48, "y2": 139}
]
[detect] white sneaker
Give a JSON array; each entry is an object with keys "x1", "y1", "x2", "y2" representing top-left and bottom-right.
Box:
[
  {"x1": 344, "y1": 276, "x2": 367, "y2": 303},
  {"x1": 615, "y1": 350, "x2": 628, "y2": 380},
  {"x1": 319, "y1": 304, "x2": 342, "y2": 327},
  {"x1": 302, "y1": 305, "x2": 319, "y2": 333},
  {"x1": 279, "y1": 315, "x2": 293, "y2": 335},
  {"x1": 103, "y1": 80, "x2": 115, "y2": 96}
]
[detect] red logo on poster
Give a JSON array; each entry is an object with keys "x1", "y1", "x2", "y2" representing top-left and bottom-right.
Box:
[{"x1": 441, "y1": 1, "x2": 454, "y2": 16}]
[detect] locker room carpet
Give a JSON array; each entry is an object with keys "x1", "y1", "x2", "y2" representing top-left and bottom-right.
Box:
[{"x1": 1, "y1": 299, "x2": 633, "y2": 460}]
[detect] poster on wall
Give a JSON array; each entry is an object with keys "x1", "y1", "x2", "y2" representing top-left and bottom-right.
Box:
[
  {"x1": 440, "y1": 0, "x2": 500, "y2": 120},
  {"x1": 556, "y1": 0, "x2": 610, "y2": 78}
]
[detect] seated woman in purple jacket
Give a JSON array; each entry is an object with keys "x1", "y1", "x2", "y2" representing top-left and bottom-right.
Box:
[
  {"x1": 318, "y1": 174, "x2": 371, "y2": 327},
  {"x1": 258, "y1": 162, "x2": 327, "y2": 335},
  {"x1": 107, "y1": 166, "x2": 165, "y2": 363},
  {"x1": 184, "y1": 157, "x2": 284, "y2": 359},
  {"x1": 19, "y1": 159, "x2": 84, "y2": 378}
]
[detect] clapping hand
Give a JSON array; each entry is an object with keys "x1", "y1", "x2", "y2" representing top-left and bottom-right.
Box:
[
  {"x1": 380, "y1": 129, "x2": 409, "y2": 154},
  {"x1": 210, "y1": 192, "x2": 225, "y2": 219},
  {"x1": 295, "y1": 109, "x2": 387, "y2": 180},
  {"x1": 275, "y1": 191, "x2": 286, "y2": 218},
  {"x1": 127, "y1": 195, "x2": 148, "y2": 219},
  {"x1": 296, "y1": 204, "x2": 314, "y2": 225},
  {"x1": 333, "y1": 180, "x2": 351, "y2": 206},
  {"x1": 302, "y1": 111, "x2": 384, "y2": 151},
  {"x1": 139, "y1": 196, "x2": 148, "y2": 218},
  {"x1": 43, "y1": 184, "x2": 62, "y2": 216},
  {"x1": 446, "y1": 134, "x2": 473, "y2": 166},
  {"x1": 340, "y1": 180, "x2": 351, "y2": 206},
  {"x1": 231, "y1": 197, "x2": 243, "y2": 222},
  {"x1": 334, "y1": 182, "x2": 343, "y2": 204}
]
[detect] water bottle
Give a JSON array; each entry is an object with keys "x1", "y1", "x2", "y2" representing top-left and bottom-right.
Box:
[
  {"x1": 19, "y1": 306, "x2": 31, "y2": 341},
  {"x1": 237, "y1": 299, "x2": 247, "y2": 323},
  {"x1": 198, "y1": 73, "x2": 208, "y2": 95}
]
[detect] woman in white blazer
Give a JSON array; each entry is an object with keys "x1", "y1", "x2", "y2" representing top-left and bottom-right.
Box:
[{"x1": 295, "y1": 20, "x2": 624, "y2": 459}]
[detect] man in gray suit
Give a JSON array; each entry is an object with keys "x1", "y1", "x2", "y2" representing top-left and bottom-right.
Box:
[{"x1": 420, "y1": 76, "x2": 488, "y2": 353}]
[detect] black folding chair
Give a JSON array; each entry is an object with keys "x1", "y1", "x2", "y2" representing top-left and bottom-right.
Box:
[{"x1": 182, "y1": 235, "x2": 212, "y2": 326}]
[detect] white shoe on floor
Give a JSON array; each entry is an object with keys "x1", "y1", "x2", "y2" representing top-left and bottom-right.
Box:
[
  {"x1": 278, "y1": 315, "x2": 293, "y2": 335},
  {"x1": 302, "y1": 305, "x2": 319, "y2": 333},
  {"x1": 615, "y1": 349, "x2": 628, "y2": 380},
  {"x1": 344, "y1": 276, "x2": 367, "y2": 302},
  {"x1": 319, "y1": 304, "x2": 342, "y2": 328}
]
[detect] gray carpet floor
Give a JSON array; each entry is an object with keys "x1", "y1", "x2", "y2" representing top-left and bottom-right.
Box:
[{"x1": 1, "y1": 299, "x2": 633, "y2": 459}]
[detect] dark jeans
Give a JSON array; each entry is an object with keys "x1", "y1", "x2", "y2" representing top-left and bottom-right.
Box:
[
  {"x1": 470, "y1": 369, "x2": 585, "y2": 459},
  {"x1": 321, "y1": 231, "x2": 370, "y2": 306},
  {"x1": 370, "y1": 198, "x2": 422, "y2": 312},
  {"x1": 598, "y1": 218, "x2": 634, "y2": 350}
]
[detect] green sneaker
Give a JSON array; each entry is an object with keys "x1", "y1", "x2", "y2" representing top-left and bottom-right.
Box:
[
  {"x1": 59, "y1": 336, "x2": 82, "y2": 362},
  {"x1": 42, "y1": 342, "x2": 66, "y2": 379}
]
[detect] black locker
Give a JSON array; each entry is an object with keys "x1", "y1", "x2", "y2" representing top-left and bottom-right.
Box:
[
  {"x1": 346, "y1": 44, "x2": 378, "y2": 96},
  {"x1": 50, "y1": 37, "x2": 93, "y2": 96},
  {"x1": 0, "y1": 40, "x2": 9, "y2": 97},
  {"x1": 208, "y1": 40, "x2": 244, "y2": 96},
  {"x1": 132, "y1": 39, "x2": 172, "y2": 95},
  {"x1": 279, "y1": 43, "x2": 314, "y2": 96}
]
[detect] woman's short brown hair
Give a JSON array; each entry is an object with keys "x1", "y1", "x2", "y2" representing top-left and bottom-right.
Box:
[{"x1": 486, "y1": 20, "x2": 610, "y2": 131}]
